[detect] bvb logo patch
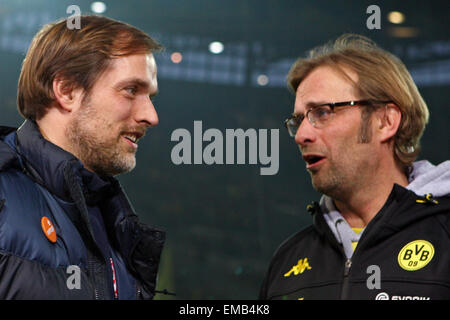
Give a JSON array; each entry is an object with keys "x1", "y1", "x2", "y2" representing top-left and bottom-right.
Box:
[{"x1": 398, "y1": 240, "x2": 434, "y2": 271}]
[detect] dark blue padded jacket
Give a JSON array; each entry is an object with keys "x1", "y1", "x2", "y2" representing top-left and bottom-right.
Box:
[{"x1": 0, "y1": 120, "x2": 165, "y2": 299}]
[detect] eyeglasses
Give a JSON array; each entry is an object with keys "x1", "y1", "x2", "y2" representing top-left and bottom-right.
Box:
[{"x1": 284, "y1": 99, "x2": 392, "y2": 137}]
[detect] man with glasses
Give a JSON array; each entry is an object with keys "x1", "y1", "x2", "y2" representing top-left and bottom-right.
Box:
[{"x1": 259, "y1": 34, "x2": 450, "y2": 300}]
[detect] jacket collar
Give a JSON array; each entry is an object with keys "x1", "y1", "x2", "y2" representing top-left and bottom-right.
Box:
[
  {"x1": 15, "y1": 119, "x2": 118, "y2": 204},
  {"x1": 0, "y1": 126, "x2": 20, "y2": 172},
  {"x1": 312, "y1": 184, "x2": 450, "y2": 253}
]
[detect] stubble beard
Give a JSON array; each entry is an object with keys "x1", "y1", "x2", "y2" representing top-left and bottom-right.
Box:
[
  {"x1": 308, "y1": 112, "x2": 376, "y2": 200},
  {"x1": 66, "y1": 98, "x2": 136, "y2": 177},
  {"x1": 308, "y1": 144, "x2": 373, "y2": 202},
  {"x1": 309, "y1": 160, "x2": 347, "y2": 199}
]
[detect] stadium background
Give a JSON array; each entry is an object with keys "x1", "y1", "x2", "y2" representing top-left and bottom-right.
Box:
[{"x1": 0, "y1": 0, "x2": 448, "y2": 299}]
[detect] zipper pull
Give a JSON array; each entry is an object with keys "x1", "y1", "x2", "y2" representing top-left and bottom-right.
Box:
[
  {"x1": 344, "y1": 259, "x2": 352, "y2": 276},
  {"x1": 416, "y1": 193, "x2": 439, "y2": 205},
  {"x1": 306, "y1": 201, "x2": 319, "y2": 215},
  {"x1": 340, "y1": 259, "x2": 353, "y2": 300}
]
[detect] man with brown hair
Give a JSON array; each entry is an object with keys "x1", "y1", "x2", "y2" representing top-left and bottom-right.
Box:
[
  {"x1": 260, "y1": 34, "x2": 450, "y2": 300},
  {"x1": 0, "y1": 15, "x2": 165, "y2": 299}
]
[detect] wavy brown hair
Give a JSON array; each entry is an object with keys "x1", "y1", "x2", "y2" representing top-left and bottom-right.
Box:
[
  {"x1": 18, "y1": 15, "x2": 162, "y2": 121},
  {"x1": 287, "y1": 34, "x2": 429, "y2": 171}
]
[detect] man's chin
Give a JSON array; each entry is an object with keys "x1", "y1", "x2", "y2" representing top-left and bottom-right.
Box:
[
  {"x1": 310, "y1": 175, "x2": 334, "y2": 195},
  {"x1": 89, "y1": 155, "x2": 136, "y2": 177},
  {"x1": 112, "y1": 157, "x2": 136, "y2": 176},
  {"x1": 312, "y1": 183, "x2": 333, "y2": 196}
]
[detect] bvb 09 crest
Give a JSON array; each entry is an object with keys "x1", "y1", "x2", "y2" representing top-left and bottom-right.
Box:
[{"x1": 397, "y1": 240, "x2": 434, "y2": 271}]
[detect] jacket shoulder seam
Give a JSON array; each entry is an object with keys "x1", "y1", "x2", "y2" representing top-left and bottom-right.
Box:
[{"x1": 0, "y1": 248, "x2": 75, "y2": 269}]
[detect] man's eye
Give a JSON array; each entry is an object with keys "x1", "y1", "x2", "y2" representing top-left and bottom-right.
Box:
[
  {"x1": 314, "y1": 106, "x2": 332, "y2": 119},
  {"x1": 125, "y1": 87, "x2": 137, "y2": 95},
  {"x1": 294, "y1": 115, "x2": 304, "y2": 125}
]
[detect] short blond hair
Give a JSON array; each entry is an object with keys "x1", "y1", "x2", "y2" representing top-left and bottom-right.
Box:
[{"x1": 287, "y1": 34, "x2": 429, "y2": 171}]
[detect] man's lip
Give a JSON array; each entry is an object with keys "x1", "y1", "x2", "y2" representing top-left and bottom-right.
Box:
[
  {"x1": 122, "y1": 130, "x2": 145, "y2": 146},
  {"x1": 302, "y1": 154, "x2": 326, "y2": 169},
  {"x1": 122, "y1": 136, "x2": 138, "y2": 149},
  {"x1": 123, "y1": 131, "x2": 144, "y2": 141},
  {"x1": 306, "y1": 157, "x2": 326, "y2": 169}
]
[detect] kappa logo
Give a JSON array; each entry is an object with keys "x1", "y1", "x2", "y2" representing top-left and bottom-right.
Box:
[
  {"x1": 284, "y1": 258, "x2": 311, "y2": 277},
  {"x1": 397, "y1": 240, "x2": 434, "y2": 271}
]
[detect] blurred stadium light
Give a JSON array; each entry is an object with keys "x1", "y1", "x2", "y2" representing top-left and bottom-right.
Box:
[{"x1": 1, "y1": 3, "x2": 449, "y2": 88}]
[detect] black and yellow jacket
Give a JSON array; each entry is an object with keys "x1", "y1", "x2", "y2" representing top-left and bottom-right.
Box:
[{"x1": 260, "y1": 162, "x2": 450, "y2": 300}]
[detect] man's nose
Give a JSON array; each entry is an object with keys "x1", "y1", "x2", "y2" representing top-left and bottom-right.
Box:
[
  {"x1": 134, "y1": 96, "x2": 159, "y2": 127},
  {"x1": 294, "y1": 118, "x2": 317, "y2": 147}
]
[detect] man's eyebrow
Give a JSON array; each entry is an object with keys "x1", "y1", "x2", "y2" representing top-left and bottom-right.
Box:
[
  {"x1": 293, "y1": 101, "x2": 328, "y2": 116},
  {"x1": 305, "y1": 101, "x2": 328, "y2": 109},
  {"x1": 114, "y1": 77, "x2": 151, "y2": 91}
]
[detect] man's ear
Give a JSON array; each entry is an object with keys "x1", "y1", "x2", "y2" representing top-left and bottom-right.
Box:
[
  {"x1": 52, "y1": 77, "x2": 83, "y2": 113},
  {"x1": 376, "y1": 103, "x2": 402, "y2": 143}
]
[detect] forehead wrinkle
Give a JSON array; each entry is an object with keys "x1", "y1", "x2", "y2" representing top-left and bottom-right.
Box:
[{"x1": 294, "y1": 66, "x2": 360, "y2": 115}]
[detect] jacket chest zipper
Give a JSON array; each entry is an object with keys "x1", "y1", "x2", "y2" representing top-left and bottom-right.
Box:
[
  {"x1": 87, "y1": 254, "x2": 101, "y2": 300},
  {"x1": 340, "y1": 259, "x2": 352, "y2": 300},
  {"x1": 320, "y1": 219, "x2": 354, "y2": 300},
  {"x1": 316, "y1": 208, "x2": 380, "y2": 300}
]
